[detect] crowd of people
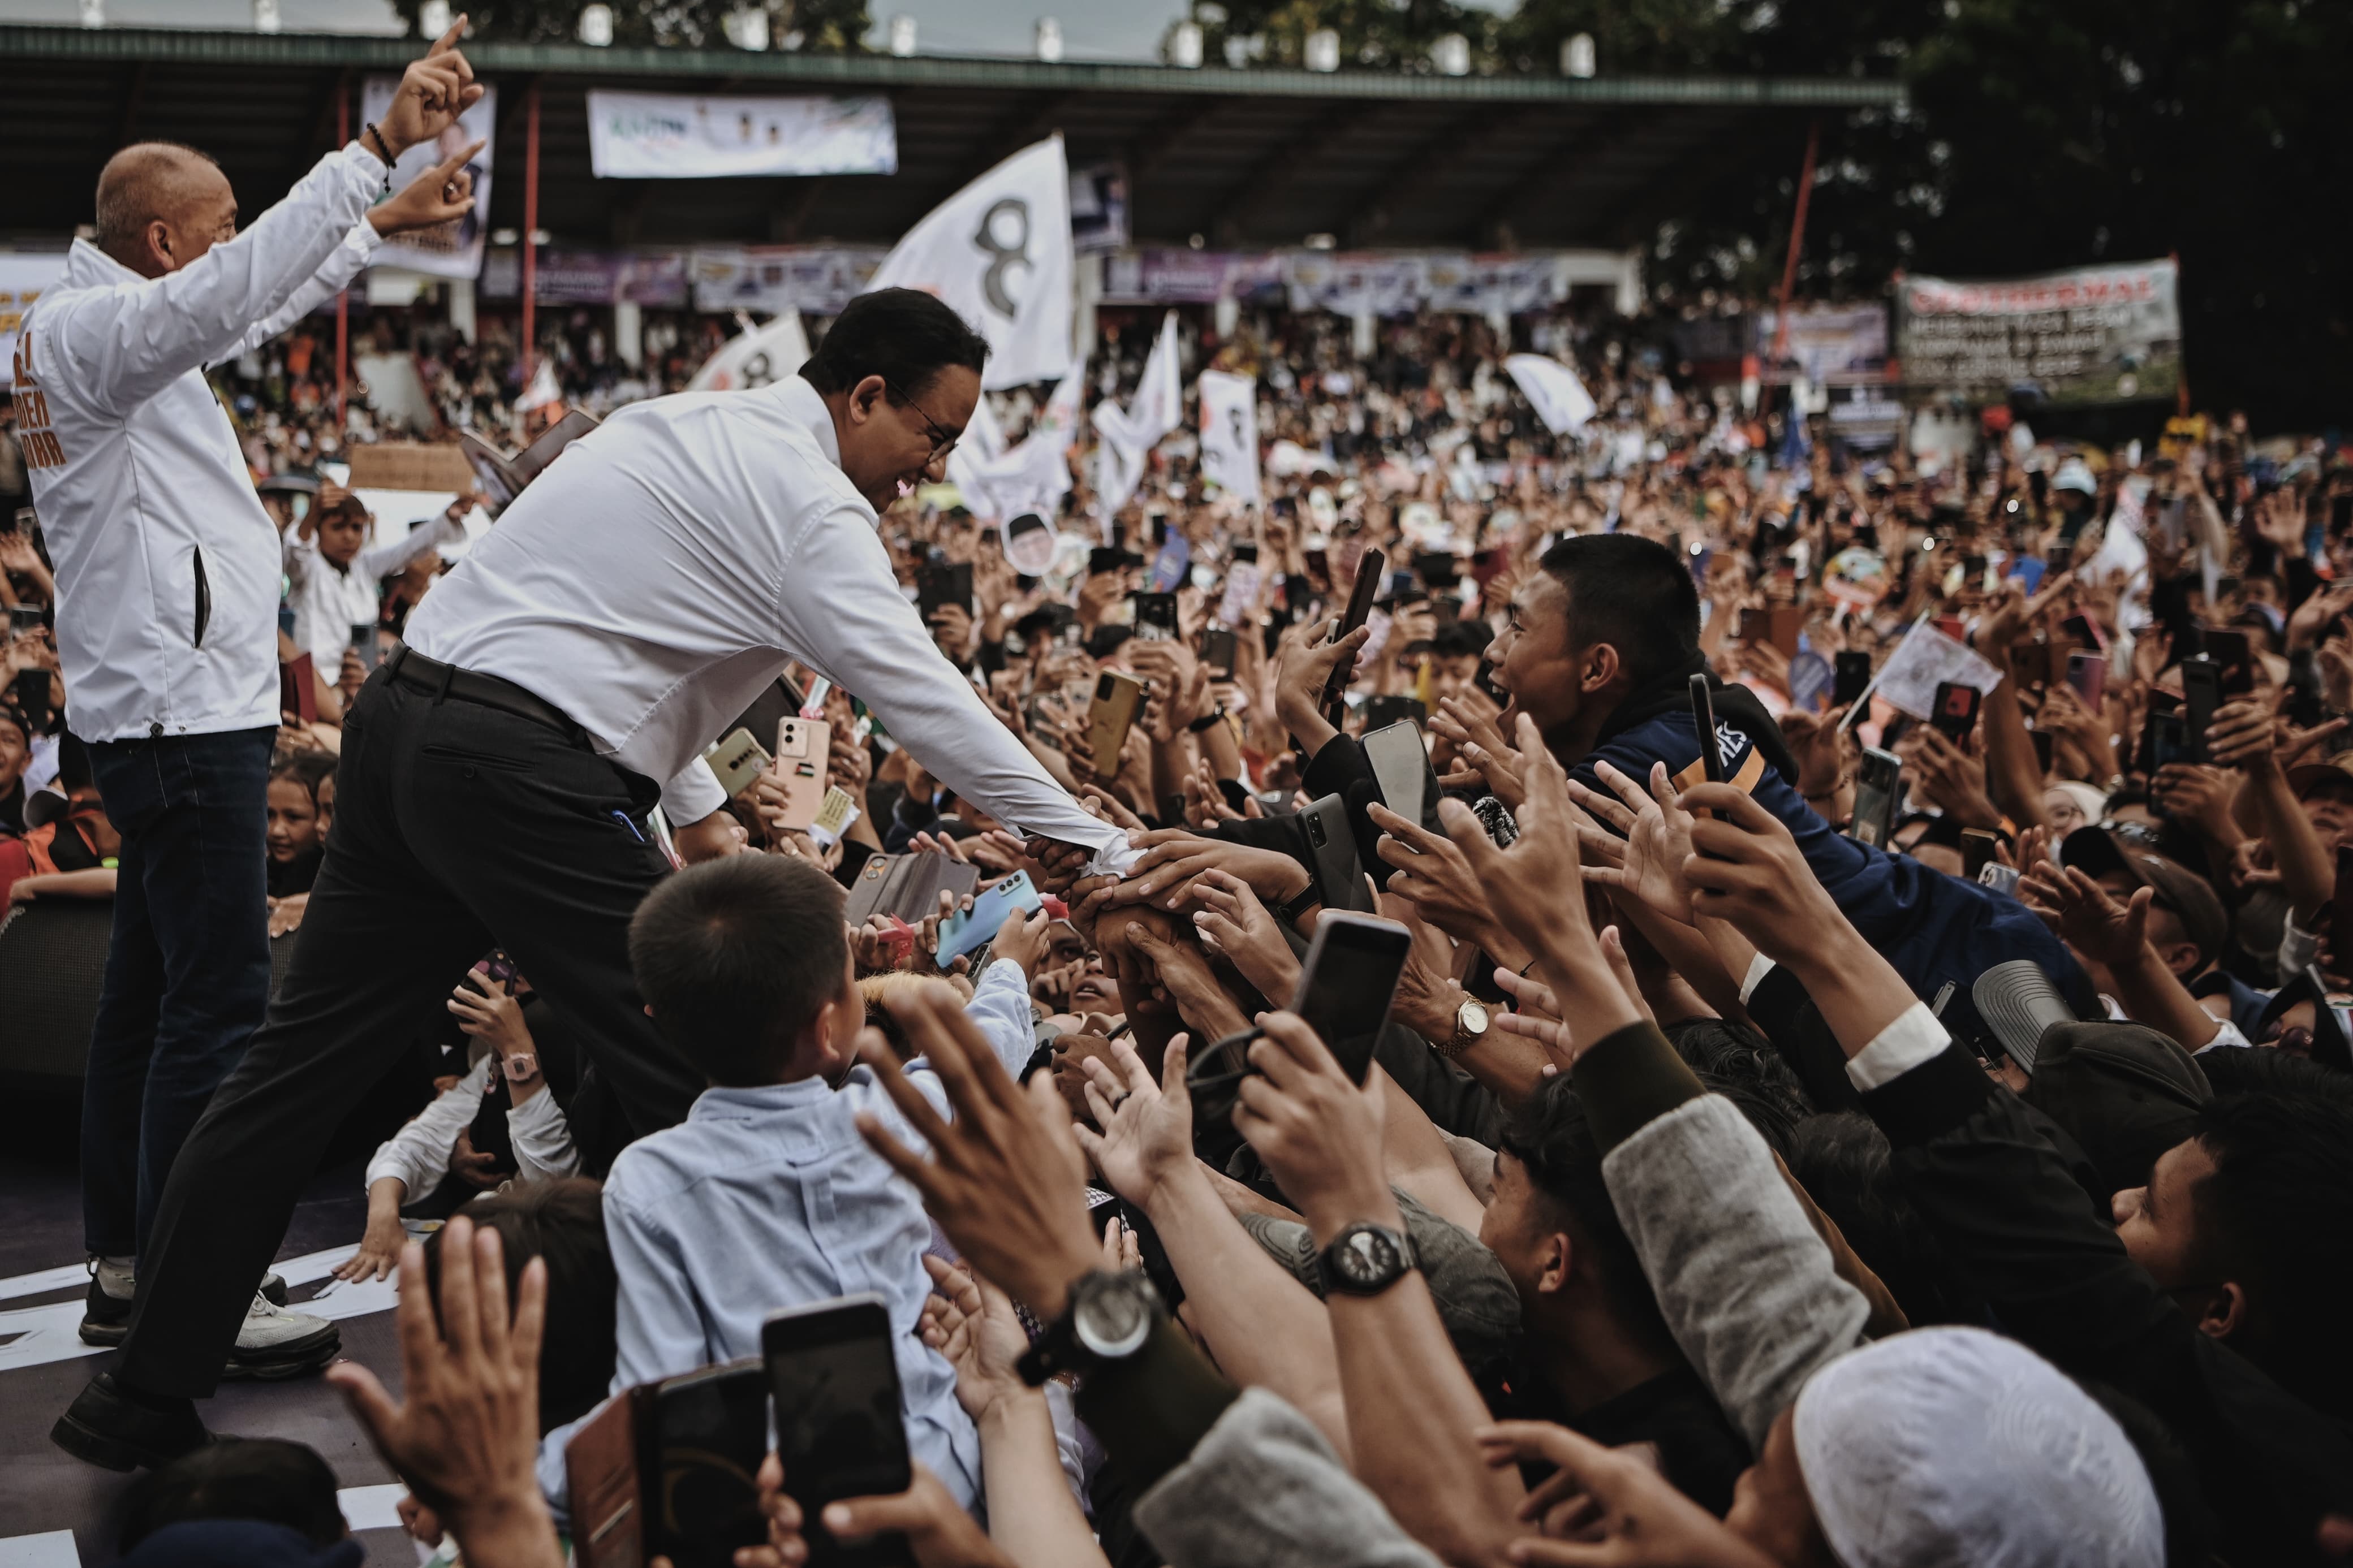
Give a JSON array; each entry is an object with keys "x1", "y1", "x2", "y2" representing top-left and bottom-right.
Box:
[{"x1": 8, "y1": 27, "x2": 2353, "y2": 1566}]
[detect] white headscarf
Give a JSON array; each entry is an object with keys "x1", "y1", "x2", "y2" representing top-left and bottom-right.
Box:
[{"x1": 1794, "y1": 1327, "x2": 2164, "y2": 1568}]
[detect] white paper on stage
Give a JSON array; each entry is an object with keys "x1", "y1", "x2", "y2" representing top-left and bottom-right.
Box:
[
  {"x1": 688, "y1": 310, "x2": 811, "y2": 392},
  {"x1": 1196, "y1": 368, "x2": 1262, "y2": 505},
  {"x1": 587, "y1": 90, "x2": 896, "y2": 180},
  {"x1": 360, "y1": 77, "x2": 496, "y2": 280},
  {"x1": 1504, "y1": 352, "x2": 1597, "y2": 434},
  {"x1": 865, "y1": 136, "x2": 1074, "y2": 391}
]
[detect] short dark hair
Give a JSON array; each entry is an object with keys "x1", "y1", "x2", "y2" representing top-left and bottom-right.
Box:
[
  {"x1": 1538, "y1": 534, "x2": 1700, "y2": 688},
  {"x1": 2189, "y1": 1086, "x2": 2353, "y2": 1415},
  {"x1": 801, "y1": 287, "x2": 990, "y2": 403},
  {"x1": 628, "y1": 854, "x2": 850, "y2": 1086},
  {"x1": 425, "y1": 1178, "x2": 617, "y2": 1433},
  {"x1": 119, "y1": 1437, "x2": 344, "y2": 1550},
  {"x1": 1787, "y1": 1110, "x2": 1979, "y2": 1327},
  {"x1": 1498, "y1": 1078, "x2": 1669, "y2": 1337}
]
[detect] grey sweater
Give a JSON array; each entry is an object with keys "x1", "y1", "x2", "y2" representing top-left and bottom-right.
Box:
[{"x1": 1134, "y1": 1388, "x2": 1444, "y2": 1568}]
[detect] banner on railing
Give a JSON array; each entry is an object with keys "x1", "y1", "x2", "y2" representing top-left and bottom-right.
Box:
[
  {"x1": 586, "y1": 90, "x2": 896, "y2": 179},
  {"x1": 1897, "y1": 260, "x2": 2180, "y2": 404}
]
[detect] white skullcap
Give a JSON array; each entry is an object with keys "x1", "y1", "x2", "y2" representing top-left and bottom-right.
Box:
[
  {"x1": 2044, "y1": 780, "x2": 2110, "y2": 827},
  {"x1": 1793, "y1": 1327, "x2": 2164, "y2": 1568}
]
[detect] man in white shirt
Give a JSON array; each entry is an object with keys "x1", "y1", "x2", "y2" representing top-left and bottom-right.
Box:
[
  {"x1": 35, "y1": 27, "x2": 486, "y2": 1471},
  {"x1": 67, "y1": 286, "x2": 1134, "y2": 1468}
]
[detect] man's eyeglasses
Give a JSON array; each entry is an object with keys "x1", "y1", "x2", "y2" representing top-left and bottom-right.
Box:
[{"x1": 885, "y1": 380, "x2": 959, "y2": 464}]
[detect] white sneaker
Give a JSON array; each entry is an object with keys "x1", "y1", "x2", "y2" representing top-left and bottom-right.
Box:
[{"x1": 222, "y1": 1290, "x2": 339, "y2": 1380}]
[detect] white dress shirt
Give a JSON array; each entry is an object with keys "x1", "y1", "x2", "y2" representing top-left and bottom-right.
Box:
[
  {"x1": 402, "y1": 375, "x2": 1132, "y2": 872},
  {"x1": 363, "y1": 1052, "x2": 578, "y2": 1195},
  {"x1": 12, "y1": 145, "x2": 387, "y2": 742},
  {"x1": 285, "y1": 508, "x2": 464, "y2": 673}
]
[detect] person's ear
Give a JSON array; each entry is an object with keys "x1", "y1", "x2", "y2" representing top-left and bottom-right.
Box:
[
  {"x1": 2157, "y1": 940, "x2": 2201, "y2": 979},
  {"x1": 2195, "y1": 1280, "x2": 2247, "y2": 1340},
  {"x1": 145, "y1": 219, "x2": 176, "y2": 274},
  {"x1": 846, "y1": 374, "x2": 887, "y2": 427},
  {"x1": 1580, "y1": 641, "x2": 1621, "y2": 696},
  {"x1": 1536, "y1": 1231, "x2": 1572, "y2": 1298}
]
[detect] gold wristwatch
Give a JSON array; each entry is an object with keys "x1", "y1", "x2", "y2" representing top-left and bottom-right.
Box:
[{"x1": 1439, "y1": 996, "x2": 1490, "y2": 1060}]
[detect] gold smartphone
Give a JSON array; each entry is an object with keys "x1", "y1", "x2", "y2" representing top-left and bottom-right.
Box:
[
  {"x1": 705, "y1": 728, "x2": 772, "y2": 801},
  {"x1": 772, "y1": 716, "x2": 832, "y2": 831},
  {"x1": 1087, "y1": 671, "x2": 1145, "y2": 769}
]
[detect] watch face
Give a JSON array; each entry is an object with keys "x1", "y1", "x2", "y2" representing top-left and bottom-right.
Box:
[
  {"x1": 1331, "y1": 1226, "x2": 1403, "y2": 1289},
  {"x1": 1459, "y1": 999, "x2": 1489, "y2": 1035},
  {"x1": 1074, "y1": 1274, "x2": 1156, "y2": 1359}
]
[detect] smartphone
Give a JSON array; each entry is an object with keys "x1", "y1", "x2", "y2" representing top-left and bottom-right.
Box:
[
  {"x1": 762, "y1": 1295, "x2": 915, "y2": 1568},
  {"x1": 1290, "y1": 911, "x2": 1415, "y2": 1083},
  {"x1": 1133, "y1": 591, "x2": 1179, "y2": 641},
  {"x1": 1960, "y1": 829, "x2": 1999, "y2": 883},
  {"x1": 1087, "y1": 671, "x2": 1145, "y2": 767},
  {"x1": 10, "y1": 604, "x2": 46, "y2": 640},
  {"x1": 2028, "y1": 727, "x2": 2054, "y2": 773},
  {"x1": 916, "y1": 561, "x2": 973, "y2": 623},
  {"x1": 1363, "y1": 695, "x2": 1428, "y2": 732},
  {"x1": 346, "y1": 621, "x2": 382, "y2": 672},
  {"x1": 279, "y1": 651, "x2": 317, "y2": 724},
  {"x1": 1413, "y1": 550, "x2": 1460, "y2": 589},
  {"x1": 2059, "y1": 614, "x2": 2100, "y2": 651},
  {"x1": 773, "y1": 717, "x2": 832, "y2": 831},
  {"x1": 14, "y1": 666, "x2": 49, "y2": 733},
  {"x1": 1200, "y1": 627, "x2": 1238, "y2": 680},
  {"x1": 648, "y1": 1361, "x2": 771, "y2": 1568},
  {"x1": 934, "y1": 870, "x2": 1042, "y2": 966},
  {"x1": 1930, "y1": 680, "x2": 1981, "y2": 745},
  {"x1": 1299, "y1": 792, "x2": 1372, "y2": 913},
  {"x1": 1833, "y1": 650, "x2": 1872, "y2": 708},
  {"x1": 2180, "y1": 659, "x2": 2222, "y2": 766},
  {"x1": 2140, "y1": 710, "x2": 2190, "y2": 774},
  {"x1": 2200, "y1": 628, "x2": 2255, "y2": 697},
  {"x1": 1320, "y1": 547, "x2": 1387, "y2": 720},
  {"x1": 1690, "y1": 673, "x2": 1725, "y2": 784},
  {"x1": 1361, "y1": 719, "x2": 1440, "y2": 832},
  {"x1": 2065, "y1": 653, "x2": 2106, "y2": 709},
  {"x1": 1850, "y1": 747, "x2": 1901, "y2": 848},
  {"x1": 707, "y1": 727, "x2": 773, "y2": 802}
]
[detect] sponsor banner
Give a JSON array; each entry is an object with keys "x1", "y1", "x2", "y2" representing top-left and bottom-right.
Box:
[
  {"x1": 1, "y1": 252, "x2": 68, "y2": 388},
  {"x1": 1755, "y1": 304, "x2": 1890, "y2": 385},
  {"x1": 1897, "y1": 260, "x2": 2181, "y2": 404},
  {"x1": 688, "y1": 245, "x2": 885, "y2": 316},
  {"x1": 1101, "y1": 249, "x2": 1284, "y2": 304},
  {"x1": 1283, "y1": 252, "x2": 1421, "y2": 316},
  {"x1": 481, "y1": 248, "x2": 689, "y2": 306},
  {"x1": 1420, "y1": 253, "x2": 1565, "y2": 316},
  {"x1": 585, "y1": 90, "x2": 896, "y2": 180},
  {"x1": 361, "y1": 77, "x2": 496, "y2": 280}
]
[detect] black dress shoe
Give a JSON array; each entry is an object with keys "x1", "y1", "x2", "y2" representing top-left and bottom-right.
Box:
[
  {"x1": 51, "y1": 1372, "x2": 213, "y2": 1471},
  {"x1": 79, "y1": 1277, "x2": 134, "y2": 1347}
]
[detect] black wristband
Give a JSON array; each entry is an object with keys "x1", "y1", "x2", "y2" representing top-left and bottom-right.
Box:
[
  {"x1": 1187, "y1": 709, "x2": 1227, "y2": 734},
  {"x1": 363, "y1": 123, "x2": 397, "y2": 183}
]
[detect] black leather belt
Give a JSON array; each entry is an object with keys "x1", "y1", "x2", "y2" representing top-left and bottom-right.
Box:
[{"x1": 384, "y1": 643, "x2": 587, "y2": 744}]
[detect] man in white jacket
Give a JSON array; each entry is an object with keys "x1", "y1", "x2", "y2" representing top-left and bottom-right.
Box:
[{"x1": 28, "y1": 23, "x2": 486, "y2": 1471}]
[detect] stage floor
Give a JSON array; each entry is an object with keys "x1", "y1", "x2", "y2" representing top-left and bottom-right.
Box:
[{"x1": 0, "y1": 1100, "x2": 425, "y2": 1566}]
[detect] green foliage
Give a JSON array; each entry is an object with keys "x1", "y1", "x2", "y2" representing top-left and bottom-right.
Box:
[{"x1": 389, "y1": 0, "x2": 869, "y2": 51}]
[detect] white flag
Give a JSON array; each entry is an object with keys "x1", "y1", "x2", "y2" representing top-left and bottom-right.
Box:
[
  {"x1": 865, "y1": 135, "x2": 1073, "y2": 391},
  {"x1": 688, "y1": 310, "x2": 810, "y2": 392},
  {"x1": 951, "y1": 362, "x2": 1086, "y2": 523},
  {"x1": 1505, "y1": 353, "x2": 1596, "y2": 434},
  {"x1": 515, "y1": 357, "x2": 562, "y2": 413},
  {"x1": 1091, "y1": 313, "x2": 1182, "y2": 519},
  {"x1": 1196, "y1": 368, "x2": 1261, "y2": 505}
]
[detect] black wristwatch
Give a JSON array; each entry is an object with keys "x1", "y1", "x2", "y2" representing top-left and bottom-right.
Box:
[
  {"x1": 1017, "y1": 1269, "x2": 1163, "y2": 1386},
  {"x1": 1318, "y1": 1221, "x2": 1417, "y2": 1295},
  {"x1": 1264, "y1": 883, "x2": 1321, "y2": 926}
]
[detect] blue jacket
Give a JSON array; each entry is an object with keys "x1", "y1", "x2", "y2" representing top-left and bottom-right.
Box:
[{"x1": 1574, "y1": 672, "x2": 2078, "y2": 1022}]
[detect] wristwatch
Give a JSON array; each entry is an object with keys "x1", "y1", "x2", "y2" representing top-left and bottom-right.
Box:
[
  {"x1": 1438, "y1": 996, "x2": 1490, "y2": 1060},
  {"x1": 501, "y1": 1052, "x2": 540, "y2": 1082},
  {"x1": 1018, "y1": 1269, "x2": 1163, "y2": 1386},
  {"x1": 1318, "y1": 1221, "x2": 1418, "y2": 1296},
  {"x1": 1264, "y1": 882, "x2": 1321, "y2": 927}
]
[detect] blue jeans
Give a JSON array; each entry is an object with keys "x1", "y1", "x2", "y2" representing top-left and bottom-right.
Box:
[{"x1": 80, "y1": 727, "x2": 274, "y2": 1259}]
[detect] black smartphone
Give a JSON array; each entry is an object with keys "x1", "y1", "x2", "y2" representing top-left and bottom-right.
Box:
[
  {"x1": 1930, "y1": 680, "x2": 1981, "y2": 744},
  {"x1": 2028, "y1": 727, "x2": 2054, "y2": 773},
  {"x1": 1133, "y1": 591, "x2": 1179, "y2": 641},
  {"x1": 2140, "y1": 710, "x2": 2190, "y2": 774},
  {"x1": 1833, "y1": 650, "x2": 1873, "y2": 708},
  {"x1": 2200, "y1": 628, "x2": 2255, "y2": 697},
  {"x1": 1200, "y1": 627, "x2": 1238, "y2": 679},
  {"x1": 1851, "y1": 746, "x2": 1902, "y2": 848},
  {"x1": 763, "y1": 1295, "x2": 915, "y2": 1567},
  {"x1": 350, "y1": 621, "x2": 383, "y2": 672},
  {"x1": 916, "y1": 561, "x2": 972, "y2": 623},
  {"x1": 1299, "y1": 792, "x2": 1372, "y2": 913},
  {"x1": 15, "y1": 666, "x2": 50, "y2": 733},
  {"x1": 1362, "y1": 718, "x2": 1441, "y2": 831},
  {"x1": 2059, "y1": 614, "x2": 2098, "y2": 650},
  {"x1": 1960, "y1": 829, "x2": 1999, "y2": 883},
  {"x1": 2180, "y1": 659, "x2": 2223, "y2": 765},
  {"x1": 1320, "y1": 547, "x2": 1386, "y2": 720},
  {"x1": 1290, "y1": 911, "x2": 1415, "y2": 1083},
  {"x1": 1231, "y1": 541, "x2": 1260, "y2": 564},
  {"x1": 1690, "y1": 673, "x2": 1725, "y2": 784},
  {"x1": 1363, "y1": 694, "x2": 1427, "y2": 732},
  {"x1": 648, "y1": 1361, "x2": 772, "y2": 1568}
]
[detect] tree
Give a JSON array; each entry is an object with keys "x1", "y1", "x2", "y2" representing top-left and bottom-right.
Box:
[{"x1": 390, "y1": 0, "x2": 870, "y2": 52}]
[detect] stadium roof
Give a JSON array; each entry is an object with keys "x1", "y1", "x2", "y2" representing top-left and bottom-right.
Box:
[{"x1": 0, "y1": 24, "x2": 1904, "y2": 254}]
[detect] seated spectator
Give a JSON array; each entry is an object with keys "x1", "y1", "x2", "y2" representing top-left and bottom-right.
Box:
[{"x1": 266, "y1": 757, "x2": 333, "y2": 900}]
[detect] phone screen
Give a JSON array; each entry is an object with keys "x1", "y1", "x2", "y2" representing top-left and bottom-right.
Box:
[
  {"x1": 1833, "y1": 651, "x2": 1872, "y2": 708},
  {"x1": 1290, "y1": 913, "x2": 1415, "y2": 1083},
  {"x1": 916, "y1": 562, "x2": 972, "y2": 623},
  {"x1": 1134, "y1": 591, "x2": 1179, "y2": 640},
  {"x1": 764, "y1": 1297, "x2": 913, "y2": 1562},
  {"x1": 2181, "y1": 660, "x2": 2222, "y2": 764},
  {"x1": 649, "y1": 1362, "x2": 771, "y2": 1568},
  {"x1": 1931, "y1": 681, "x2": 1981, "y2": 744},
  {"x1": 1200, "y1": 627, "x2": 1238, "y2": 679},
  {"x1": 2066, "y1": 653, "x2": 2106, "y2": 709},
  {"x1": 1851, "y1": 748, "x2": 1901, "y2": 848},
  {"x1": 1361, "y1": 720, "x2": 1435, "y2": 830},
  {"x1": 1960, "y1": 830, "x2": 1999, "y2": 883},
  {"x1": 2201, "y1": 629, "x2": 2254, "y2": 697},
  {"x1": 2335, "y1": 848, "x2": 2353, "y2": 984}
]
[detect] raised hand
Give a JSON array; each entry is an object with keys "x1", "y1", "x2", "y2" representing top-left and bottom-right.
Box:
[
  {"x1": 1674, "y1": 782, "x2": 1847, "y2": 969},
  {"x1": 1071, "y1": 1034, "x2": 1195, "y2": 1205},
  {"x1": 918, "y1": 1256, "x2": 1031, "y2": 1423},
  {"x1": 1188, "y1": 867, "x2": 1302, "y2": 1003},
  {"x1": 1474, "y1": 1421, "x2": 1779, "y2": 1568},
  {"x1": 1566, "y1": 760, "x2": 1700, "y2": 927},
  {"x1": 1371, "y1": 800, "x2": 1506, "y2": 948},
  {"x1": 2019, "y1": 861, "x2": 2151, "y2": 971},
  {"x1": 367, "y1": 140, "x2": 484, "y2": 237},
  {"x1": 374, "y1": 17, "x2": 484, "y2": 161}
]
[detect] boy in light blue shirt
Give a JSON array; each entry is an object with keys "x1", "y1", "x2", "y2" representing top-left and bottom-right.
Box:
[{"x1": 597, "y1": 853, "x2": 1046, "y2": 1510}]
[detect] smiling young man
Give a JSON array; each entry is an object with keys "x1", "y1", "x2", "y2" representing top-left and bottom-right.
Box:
[
  {"x1": 1481, "y1": 533, "x2": 2076, "y2": 1026},
  {"x1": 59, "y1": 286, "x2": 1134, "y2": 1471}
]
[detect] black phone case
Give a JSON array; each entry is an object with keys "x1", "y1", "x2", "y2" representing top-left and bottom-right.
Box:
[{"x1": 1300, "y1": 793, "x2": 1373, "y2": 913}]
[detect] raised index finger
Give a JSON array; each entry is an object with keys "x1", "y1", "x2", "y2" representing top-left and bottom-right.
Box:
[{"x1": 428, "y1": 12, "x2": 468, "y2": 55}]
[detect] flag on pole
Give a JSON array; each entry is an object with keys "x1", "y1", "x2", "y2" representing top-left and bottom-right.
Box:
[
  {"x1": 688, "y1": 310, "x2": 811, "y2": 392},
  {"x1": 1091, "y1": 312, "x2": 1181, "y2": 520},
  {"x1": 1196, "y1": 368, "x2": 1261, "y2": 505},
  {"x1": 864, "y1": 135, "x2": 1074, "y2": 391},
  {"x1": 1504, "y1": 353, "x2": 1597, "y2": 434},
  {"x1": 950, "y1": 361, "x2": 1087, "y2": 524}
]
